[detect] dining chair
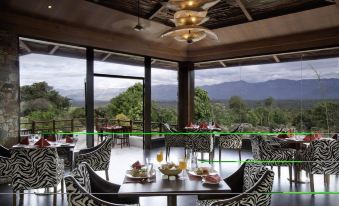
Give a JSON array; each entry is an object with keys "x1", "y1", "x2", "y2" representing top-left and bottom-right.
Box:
[
  {"x1": 65, "y1": 162, "x2": 139, "y2": 206},
  {"x1": 10, "y1": 147, "x2": 64, "y2": 206},
  {"x1": 163, "y1": 123, "x2": 186, "y2": 161},
  {"x1": 186, "y1": 128, "x2": 214, "y2": 163},
  {"x1": 0, "y1": 145, "x2": 12, "y2": 184},
  {"x1": 251, "y1": 135, "x2": 295, "y2": 180},
  {"x1": 219, "y1": 134, "x2": 242, "y2": 161},
  {"x1": 75, "y1": 137, "x2": 113, "y2": 181},
  {"x1": 115, "y1": 126, "x2": 131, "y2": 148},
  {"x1": 197, "y1": 160, "x2": 275, "y2": 206},
  {"x1": 298, "y1": 139, "x2": 339, "y2": 194}
]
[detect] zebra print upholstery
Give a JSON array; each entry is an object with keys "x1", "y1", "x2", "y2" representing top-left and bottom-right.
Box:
[
  {"x1": 185, "y1": 128, "x2": 214, "y2": 162},
  {"x1": 0, "y1": 145, "x2": 11, "y2": 184},
  {"x1": 219, "y1": 134, "x2": 242, "y2": 150},
  {"x1": 66, "y1": 162, "x2": 139, "y2": 206},
  {"x1": 299, "y1": 139, "x2": 339, "y2": 175},
  {"x1": 10, "y1": 147, "x2": 64, "y2": 192},
  {"x1": 65, "y1": 176, "x2": 120, "y2": 206},
  {"x1": 251, "y1": 135, "x2": 295, "y2": 166},
  {"x1": 75, "y1": 137, "x2": 113, "y2": 180},
  {"x1": 298, "y1": 139, "x2": 339, "y2": 193},
  {"x1": 163, "y1": 123, "x2": 186, "y2": 161},
  {"x1": 198, "y1": 162, "x2": 275, "y2": 206}
]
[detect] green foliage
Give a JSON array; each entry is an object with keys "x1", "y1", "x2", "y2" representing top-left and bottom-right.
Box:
[
  {"x1": 194, "y1": 87, "x2": 212, "y2": 122},
  {"x1": 229, "y1": 96, "x2": 246, "y2": 111},
  {"x1": 106, "y1": 83, "x2": 143, "y2": 120},
  {"x1": 21, "y1": 82, "x2": 71, "y2": 116},
  {"x1": 71, "y1": 107, "x2": 86, "y2": 119},
  {"x1": 28, "y1": 110, "x2": 57, "y2": 121}
]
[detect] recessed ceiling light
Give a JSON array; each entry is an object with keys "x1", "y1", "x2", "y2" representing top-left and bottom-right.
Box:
[{"x1": 48, "y1": 5, "x2": 52, "y2": 9}]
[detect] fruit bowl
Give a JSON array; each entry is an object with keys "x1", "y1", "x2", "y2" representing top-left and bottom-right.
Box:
[{"x1": 158, "y1": 163, "x2": 182, "y2": 176}]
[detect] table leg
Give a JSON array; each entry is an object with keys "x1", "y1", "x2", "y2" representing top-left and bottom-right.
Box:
[{"x1": 167, "y1": 195, "x2": 177, "y2": 206}]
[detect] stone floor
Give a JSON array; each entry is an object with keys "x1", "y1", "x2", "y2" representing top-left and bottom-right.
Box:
[{"x1": 1, "y1": 145, "x2": 339, "y2": 206}]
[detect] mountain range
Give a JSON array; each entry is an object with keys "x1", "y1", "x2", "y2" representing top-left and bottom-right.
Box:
[{"x1": 58, "y1": 78, "x2": 339, "y2": 105}]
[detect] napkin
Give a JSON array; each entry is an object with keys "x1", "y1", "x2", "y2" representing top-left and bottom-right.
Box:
[
  {"x1": 34, "y1": 138, "x2": 50, "y2": 147},
  {"x1": 199, "y1": 122, "x2": 208, "y2": 129},
  {"x1": 20, "y1": 137, "x2": 29, "y2": 145},
  {"x1": 46, "y1": 135, "x2": 56, "y2": 142},
  {"x1": 131, "y1": 161, "x2": 142, "y2": 169},
  {"x1": 186, "y1": 122, "x2": 194, "y2": 128},
  {"x1": 66, "y1": 136, "x2": 74, "y2": 143},
  {"x1": 204, "y1": 175, "x2": 221, "y2": 184}
]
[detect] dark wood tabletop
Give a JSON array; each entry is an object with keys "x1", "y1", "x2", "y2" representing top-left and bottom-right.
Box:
[{"x1": 118, "y1": 170, "x2": 230, "y2": 197}]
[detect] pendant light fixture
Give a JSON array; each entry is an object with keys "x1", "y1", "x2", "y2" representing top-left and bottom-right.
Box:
[{"x1": 134, "y1": 0, "x2": 144, "y2": 31}]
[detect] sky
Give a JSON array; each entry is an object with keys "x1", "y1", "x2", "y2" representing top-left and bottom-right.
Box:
[{"x1": 20, "y1": 53, "x2": 339, "y2": 91}]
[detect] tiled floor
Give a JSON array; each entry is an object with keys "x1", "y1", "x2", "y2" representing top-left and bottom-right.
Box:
[{"x1": 1, "y1": 145, "x2": 339, "y2": 206}]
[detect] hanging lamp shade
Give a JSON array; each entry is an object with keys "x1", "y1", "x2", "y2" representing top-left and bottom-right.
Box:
[
  {"x1": 161, "y1": 25, "x2": 218, "y2": 43},
  {"x1": 162, "y1": 0, "x2": 221, "y2": 11},
  {"x1": 170, "y1": 10, "x2": 209, "y2": 26}
]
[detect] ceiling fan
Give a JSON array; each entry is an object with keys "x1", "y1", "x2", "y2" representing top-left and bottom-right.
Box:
[{"x1": 134, "y1": 0, "x2": 144, "y2": 31}]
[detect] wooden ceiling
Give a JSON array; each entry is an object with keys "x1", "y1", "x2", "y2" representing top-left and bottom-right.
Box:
[{"x1": 87, "y1": 0, "x2": 334, "y2": 29}]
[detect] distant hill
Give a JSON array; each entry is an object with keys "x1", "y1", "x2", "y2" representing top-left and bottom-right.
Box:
[{"x1": 58, "y1": 78, "x2": 339, "y2": 106}]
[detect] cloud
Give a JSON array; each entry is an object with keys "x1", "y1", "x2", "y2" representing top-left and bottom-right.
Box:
[{"x1": 20, "y1": 54, "x2": 339, "y2": 90}]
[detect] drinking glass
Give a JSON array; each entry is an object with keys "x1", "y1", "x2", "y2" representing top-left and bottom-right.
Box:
[
  {"x1": 156, "y1": 150, "x2": 163, "y2": 165},
  {"x1": 179, "y1": 158, "x2": 188, "y2": 180}
]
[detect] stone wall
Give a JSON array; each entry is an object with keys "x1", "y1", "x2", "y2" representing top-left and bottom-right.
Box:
[{"x1": 0, "y1": 30, "x2": 19, "y2": 147}]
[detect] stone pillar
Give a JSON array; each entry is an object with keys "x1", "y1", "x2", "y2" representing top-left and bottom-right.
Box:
[{"x1": 0, "y1": 30, "x2": 19, "y2": 147}]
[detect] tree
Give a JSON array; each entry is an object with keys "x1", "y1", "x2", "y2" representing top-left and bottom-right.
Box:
[
  {"x1": 194, "y1": 87, "x2": 212, "y2": 122},
  {"x1": 106, "y1": 83, "x2": 143, "y2": 120},
  {"x1": 229, "y1": 96, "x2": 246, "y2": 111},
  {"x1": 21, "y1": 82, "x2": 71, "y2": 116}
]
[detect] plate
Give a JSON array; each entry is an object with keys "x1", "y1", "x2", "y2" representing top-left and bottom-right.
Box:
[
  {"x1": 189, "y1": 169, "x2": 218, "y2": 177},
  {"x1": 125, "y1": 169, "x2": 155, "y2": 179},
  {"x1": 202, "y1": 178, "x2": 220, "y2": 185}
]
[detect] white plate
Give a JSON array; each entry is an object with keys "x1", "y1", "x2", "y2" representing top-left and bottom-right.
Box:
[
  {"x1": 125, "y1": 169, "x2": 155, "y2": 179},
  {"x1": 202, "y1": 178, "x2": 220, "y2": 185},
  {"x1": 188, "y1": 169, "x2": 218, "y2": 177}
]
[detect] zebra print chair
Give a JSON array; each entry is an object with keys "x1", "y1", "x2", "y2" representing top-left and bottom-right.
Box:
[
  {"x1": 10, "y1": 147, "x2": 64, "y2": 206},
  {"x1": 65, "y1": 162, "x2": 139, "y2": 206},
  {"x1": 186, "y1": 128, "x2": 214, "y2": 163},
  {"x1": 75, "y1": 137, "x2": 114, "y2": 181},
  {"x1": 198, "y1": 161, "x2": 275, "y2": 206},
  {"x1": 163, "y1": 123, "x2": 186, "y2": 161},
  {"x1": 0, "y1": 145, "x2": 11, "y2": 184},
  {"x1": 298, "y1": 139, "x2": 339, "y2": 194},
  {"x1": 219, "y1": 124, "x2": 243, "y2": 161},
  {"x1": 251, "y1": 135, "x2": 295, "y2": 179}
]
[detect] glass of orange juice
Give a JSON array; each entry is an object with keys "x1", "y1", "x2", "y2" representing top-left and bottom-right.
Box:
[
  {"x1": 156, "y1": 150, "x2": 163, "y2": 165},
  {"x1": 179, "y1": 158, "x2": 188, "y2": 180}
]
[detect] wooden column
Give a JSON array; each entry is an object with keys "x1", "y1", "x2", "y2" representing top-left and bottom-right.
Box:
[
  {"x1": 86, "y1": 47, "x2": 94, "y2": 148},
  {"x1": 144, "y1": 56, "x2": 152, "y2": 150},
  {"x1": 178, "y1": 61, "x2": 195, "y2": 130}
]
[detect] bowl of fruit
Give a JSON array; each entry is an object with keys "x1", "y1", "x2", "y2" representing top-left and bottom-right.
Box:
[{"x1": 158, "y1": 162, "x2": 182, "y2": 176}]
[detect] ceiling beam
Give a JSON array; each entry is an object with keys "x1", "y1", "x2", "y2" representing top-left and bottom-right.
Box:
[
  {"x1": 101, "y1": 53, "x2": 112, "y2": 61},
  {"x1": 151, "y1": 59, "x2": 157, "y2": 64},
  {"x1": 273, "y1": 55, "x2": 280, "y2": 63},
  {"x1": 19, "y1": 40, "x2": 31, "y2": 53},
  {"x1": 148, "y1": 5, "x2": 165, "y2": 20},
  {"x1": 219, "y1": 60, "x2": 227, "y2": 67},
  {"x1": 49, "y1": 45, "x2": 59, "y2": 55},
  {"x1": 336, "y1": 0, "x2": 339, "y2": 8},
  {"x1": 236, "y1": 0, "x2": 253, "y2": 21}
]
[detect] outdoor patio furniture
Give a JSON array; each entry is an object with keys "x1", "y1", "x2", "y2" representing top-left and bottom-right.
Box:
[
  {"x1": 298, "y1": 139, "x2": 339, "y2": 194},
  {"x1": 163, "y1": 123, "x2": 186, "y2": 161},
  {"x1": 65, "y1": 162, "x2": 139, "y2": 206},
  {"x1": 251, "y1": 135, "x2": 294, "y2": 179},
  {"x1": 75, "y1": 137, "x2": 114, "y2": 180},
  {"x1": 197, "y1": 160, "x2": 275, "y2": 206},
  {"x1": 114, "y1": 126, "x2": 132, "y2": 148},
  {"x1": 0, "y1": 145, "x2": 11, "y2": 184},
  {"x1": 10, "y1": 147, "x2": 64, "y2": 206}
]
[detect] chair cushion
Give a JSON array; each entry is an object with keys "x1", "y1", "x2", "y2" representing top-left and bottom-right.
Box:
[
  {"x1": 0, "y1": 145, "x2": 10, "y2": 158},
  {"x1": 243, "y1": 163, "x2": 267, "y2": 191},
  {"x1": 72, "y1": 164, "x2": 91, "y2": 193},
  {"x1": 224, "y1": 162, "x2": 245, "y2": 193}
]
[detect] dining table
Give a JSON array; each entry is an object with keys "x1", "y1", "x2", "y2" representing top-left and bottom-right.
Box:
[
  {"x1": 118, "y1": 168, "x2": 230, "y2": 206},
  {"x1": 12, "y1": 138, "x2": 76, "y2": 168}
]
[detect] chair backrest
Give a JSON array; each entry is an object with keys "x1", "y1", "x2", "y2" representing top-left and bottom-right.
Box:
[
  {"x1": 11, "y1": 147, "x2": 59, "y2": 191},
  {"x1": 186, "y1": 129, "x2": 213, "y2": 152},
  {"x1": 77, "y1": 137, "x2": 113, "y2": 171},
  {"x1": 251, "y1": 136, "x2": 275, "y2": 161},
  {"x1": 243, "y1": 162, "x2": 270, "y2": 191},
  {"x1": 305, "y1": 139, "x2": 339, "y2": 175},
  {"x1": 71, "y1": 163, "x2": 91, "y2": 193},
  {"x1": 219, "y1": 134, "x2": 242, "y2": 149},
  {"x1": 0, "y1": 145, "x2": 11, "y2": 183}
]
